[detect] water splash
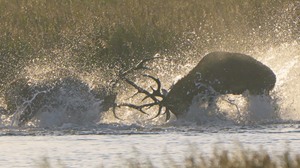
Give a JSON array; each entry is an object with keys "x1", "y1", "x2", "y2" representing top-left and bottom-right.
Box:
[
  {"x1": 4, "y1": 40, "x2": 298, "y2": 128},
  {"x1": 0, "y1": 55, "x2": 114, "y2": 128},
  {"x1": 0, "y1": 2, "x2": 299, "y2": 128},
  {"x1": 250, "y1": 41, "x2": 299, "y2": 120},
  {"x1": 0, "y1": 41, "x2": 299, "y2": 128}
]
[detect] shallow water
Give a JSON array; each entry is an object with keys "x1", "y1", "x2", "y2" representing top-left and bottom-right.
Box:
[{"x1": 1, "y1": 123, "x2": 300, "y2": 168}]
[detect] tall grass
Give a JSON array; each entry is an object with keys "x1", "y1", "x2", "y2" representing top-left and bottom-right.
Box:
[{"x1": 0, "y1": 0, "x2": 298, "y2": 85}]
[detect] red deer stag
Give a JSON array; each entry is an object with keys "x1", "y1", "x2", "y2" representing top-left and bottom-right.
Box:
[{"x1": 115, "y1": 52, "x2": 276, "y2": 120}]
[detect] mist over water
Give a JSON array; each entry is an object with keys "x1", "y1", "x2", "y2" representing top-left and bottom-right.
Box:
[{"x1": 0, "y1": 1, "x2": 299, "y2": 129}]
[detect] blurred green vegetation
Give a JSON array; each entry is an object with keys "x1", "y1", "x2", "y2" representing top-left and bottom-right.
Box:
[{"x1": 0, "y1": 0, "x2": 298, "y2": 85}]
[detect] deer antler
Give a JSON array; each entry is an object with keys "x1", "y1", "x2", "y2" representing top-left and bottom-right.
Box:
[
  {"x1": 115, "y1": 74, "x2": 172, "y2": 121},
  {"x1": 111, "y1": 54, "x2": 172, "y2": 121},
  {"x1": 109, "y1": 54, "x2": 160, "y2": 90},
  {"x1": 141, "y1": 74, "x2": 164, "y2": 101},
  {"x1": 119, "y1": 54, "x2": 161, "y2": 78}
]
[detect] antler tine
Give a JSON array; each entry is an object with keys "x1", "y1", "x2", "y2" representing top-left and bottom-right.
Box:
[
  {"x1": 117, "y1": 102, "x2": 160, "y2": 115},
  {"x1": 147, "y1": 105, "x2": 163, "y2": 120},
  {"x1": 140, "y1": 74, "x2": 164, "y2": 102},
  {"x1": 147, "y1": 106, "x2": 171, "y2": 121},
  {"x1": 129, "y1": 91, "x2": 140, "y2": 99},
  {"x1": 119, "y1": 55, "x2": 161, "y2": 78},
  {"x1": 134, "y1": 55, "x2": 160, "y2": 70},
  {"x1": 123, "y1": 78, "x2": 160, "y2": 103},
  {"x1": 112, "y1": 104, "x2": 124, "y2": 121},
  {"x1": 143, "y1": 74, "x2": 162, "y2": 94}
]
